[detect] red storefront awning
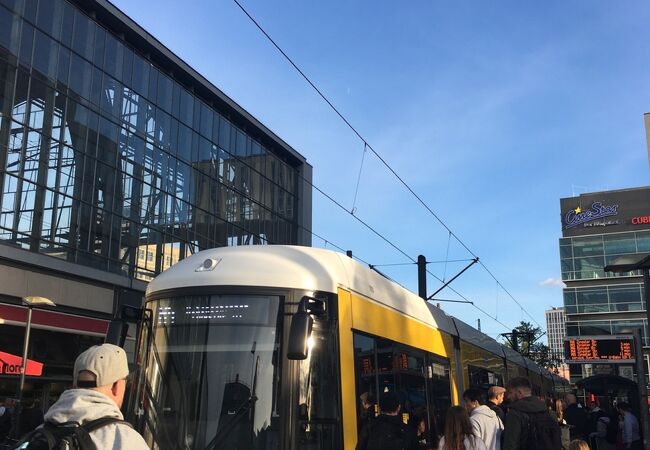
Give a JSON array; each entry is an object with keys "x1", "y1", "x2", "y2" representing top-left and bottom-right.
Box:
[
  {"x1": 0, "y1": 304, "x2": 109, "y2": 336},
  {"x1": 0, "y1": 351, "x2": 43, "y2": 376}
]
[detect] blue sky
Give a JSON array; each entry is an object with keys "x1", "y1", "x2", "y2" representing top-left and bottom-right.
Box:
[{"x1": 112, "y1": 0, "x2": 650, "y2": 340}]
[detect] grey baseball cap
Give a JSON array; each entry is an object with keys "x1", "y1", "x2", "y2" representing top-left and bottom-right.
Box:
[{"x1": 73, "y1": 344, "x2": 129, "y2": 388}]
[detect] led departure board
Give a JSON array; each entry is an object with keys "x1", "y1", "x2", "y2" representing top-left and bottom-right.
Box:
[{"x1": 564, "y1": 335, "x2": 635, "y2": 363}]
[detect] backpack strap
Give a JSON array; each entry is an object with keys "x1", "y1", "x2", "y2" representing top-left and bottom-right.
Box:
[
  {"x1": 70, "y1": 418, "x2": 132, "y2": 450},
  {"x1": 81, "y1": 417, "x2": 133, "y2": 433}
]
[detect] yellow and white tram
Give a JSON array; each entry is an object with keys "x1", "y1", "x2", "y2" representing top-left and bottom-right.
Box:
[{"x1": 124, "y1": 245, "x2": 567, "y2": 449}]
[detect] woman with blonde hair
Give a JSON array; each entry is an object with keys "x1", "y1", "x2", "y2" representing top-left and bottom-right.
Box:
[
  {"x1": 568, "y1": 439, "x2": 590, "y2": 450},
  {"x1": 438, "y1": 406, "x2": 486, "y2": 450}
]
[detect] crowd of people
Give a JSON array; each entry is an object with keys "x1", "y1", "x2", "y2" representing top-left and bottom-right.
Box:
[
  {"x1": 356, "y1": 377, "x2": 643, "y2": 450},
  {"x1": 0, "y1": 356, "x2": 644, "y2": 450}
]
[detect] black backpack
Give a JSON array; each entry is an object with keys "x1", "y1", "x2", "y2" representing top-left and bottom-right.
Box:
[
  {"x1": 11, "y1": 417, "x2": 131, "y2": 450},
  {"x1": 523, "y1": 410, "x2": 562, "y2": 450}
]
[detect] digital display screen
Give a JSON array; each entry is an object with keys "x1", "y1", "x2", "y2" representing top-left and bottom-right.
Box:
[
  {"x1": 564, "y1": 335, "x2": 634, "y2": 363},
  {"x1": 155, "y1": 295, "x2": 275, "y2": 326}
]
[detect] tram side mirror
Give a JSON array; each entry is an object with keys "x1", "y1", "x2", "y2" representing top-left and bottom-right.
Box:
[
  {"x1": 287, "y1": 311, "x2": 313, "y2": 360},
  {"x1": 287, "y1": 296, "x2": 326, "y2": 360},
  {"x1": 105, "y1": 319, "x2": 129, "y2": 347}
]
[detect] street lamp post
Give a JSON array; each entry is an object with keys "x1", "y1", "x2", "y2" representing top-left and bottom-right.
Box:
[
  {"x1": 605, "y1": 254, "x2": 650, "y2": 450},
  {"x1": 14, "y1": 296, "x2": 55, "y2": 438}
]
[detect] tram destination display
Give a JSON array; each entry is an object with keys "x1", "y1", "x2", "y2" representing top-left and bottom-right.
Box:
[{"x1": 564, "y1": 335, "x2": 634, "y2": 363}]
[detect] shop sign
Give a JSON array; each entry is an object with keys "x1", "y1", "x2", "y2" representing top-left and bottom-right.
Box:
[
  {"x1": 564, "y1": 202, "x2": 619, "y2": 229},
  {"x1": 631, "y1": 216, "x2": 650, "y2": 225},
  {"x1": 0, "y1": 351, "x2": 44, "y2": 376}
]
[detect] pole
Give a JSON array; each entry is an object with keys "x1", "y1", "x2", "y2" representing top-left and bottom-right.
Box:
[
  {"x1": 15, "y1": 305, "x2": 33, "y2": 438},
  {"x1": 633, "y1": 328, "x2": 650, "y2": 450},
  {"x1": 640, "y1": 268, "x2": 650, "y2": 449},
  {"x1": 417, "y1": 255, "x2": 427, "y2": 300},
  {"x1": 512, "y1": 329, "x2": 519, "y2": 353}
]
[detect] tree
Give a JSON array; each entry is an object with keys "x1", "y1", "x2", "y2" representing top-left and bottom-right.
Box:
[{"x1": 502, "y1": 321, "x2": 563, "y2": 372}]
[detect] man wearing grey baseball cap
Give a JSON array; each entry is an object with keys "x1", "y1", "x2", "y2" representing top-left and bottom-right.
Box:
[{"x1": 40, "y1": 344, "x2": 149, "y2": 449}]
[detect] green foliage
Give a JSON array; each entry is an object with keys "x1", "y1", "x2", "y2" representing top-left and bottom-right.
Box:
[{"x1": 502, "y1": 321, "x2": 563, "y2": 372}]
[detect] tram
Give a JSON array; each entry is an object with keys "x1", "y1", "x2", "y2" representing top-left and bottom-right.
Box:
[{"x1": 119, "y1": 245, "x2": 567, "y2": 449}]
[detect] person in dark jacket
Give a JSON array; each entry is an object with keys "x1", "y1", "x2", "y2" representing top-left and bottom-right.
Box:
[
  {"x1": 501, "y1": 377, "x2": 561, "y2": 450},
  {"x1": 486, "y1": 386, "x2": 506, "y2": 423},
  {"x1": 13, "y1": 393, "x2": 43, "y2": 439},
  {"x1": 356, "y1": 391, "x2": 419, "y2": 450},
  {"x1": 564, "y1": 394, "x2": 588, "y2": 441}
]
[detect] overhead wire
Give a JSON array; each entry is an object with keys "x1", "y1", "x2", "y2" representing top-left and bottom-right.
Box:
[{"x1": 231, "y1": 0, "x2": 538, "y2": 330}]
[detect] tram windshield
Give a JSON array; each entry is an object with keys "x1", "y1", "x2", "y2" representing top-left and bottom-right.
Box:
[{"x1": 139, "y1": 294, "x2": 282, "y2": 450}]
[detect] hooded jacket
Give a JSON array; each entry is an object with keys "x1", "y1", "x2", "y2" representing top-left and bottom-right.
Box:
[
  {"x1": 43, "y1": 389, "x2": 148, "y2": 450},
  {"x1": 502, "y1": 396, "x2": 551, "y2": 450},
  {"x1": 470, "y1": 405, "x2": 503, "y2": 450}
]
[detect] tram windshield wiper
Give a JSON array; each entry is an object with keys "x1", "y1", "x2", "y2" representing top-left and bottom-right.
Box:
[{"x1": 204, "y1": 394, "x2": 258, "y2": 450}]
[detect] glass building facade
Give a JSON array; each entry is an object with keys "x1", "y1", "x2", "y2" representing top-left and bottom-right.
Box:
[
  {"x1": 0, "y1": 0, "x2": 312, "y2": 282},
  {"x1": 559, "y1": 188, "x2": 650, "y2": 384}
]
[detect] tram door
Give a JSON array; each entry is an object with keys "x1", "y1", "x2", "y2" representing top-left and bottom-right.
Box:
[{"x1": 352, "y1": 332, "x2": 452, "y2": 446}]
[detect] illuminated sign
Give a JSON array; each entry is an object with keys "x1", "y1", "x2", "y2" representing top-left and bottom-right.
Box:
[
  {"x1": 0, "y1": 351, "x2": 44, "y2": 376},
  {"x1": 565, "y1": 202, "x2": 619, "y2": 229},
  {"x1": 564, "y1": 336, "x2": 634, "y2": 363},
  {"x1": 631, "y1": 216, "x2": 650, "y2": 225}
]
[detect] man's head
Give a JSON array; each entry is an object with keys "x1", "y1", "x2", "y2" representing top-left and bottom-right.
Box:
[
  {"x1": 73, "y1": 344, "x2": 130, "y2": 408},
  {"x1": 617, "y1": 402, "x2": 631, "y2": 414},
  {"x1": 506, "y1": 377, "x2": 532, "y2": 402},
  {"x1": 462, "y1": 388, "x2": 484, "y2": 413},
  {"x1": 488, "y1": 386, "x2": 506, "y2": 405},
  {"x1": 565, "y1": 393, "x2": 577, "y2": 406},
  {"x1": 378, "y1": 392, "x2": 401, "y2": 416}
]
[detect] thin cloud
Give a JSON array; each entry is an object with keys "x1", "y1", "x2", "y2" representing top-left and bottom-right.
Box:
[{"x1": 540, "y1": 277, "x2": 565, "y2": 287}]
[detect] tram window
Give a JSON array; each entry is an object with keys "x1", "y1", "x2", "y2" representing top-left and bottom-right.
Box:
[{"x1": 352, "y1": 332, "x2": 451, "y2": 448}]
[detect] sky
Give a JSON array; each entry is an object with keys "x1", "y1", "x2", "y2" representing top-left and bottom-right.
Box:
[{"x1": 111, "y1": 0, "x2": 650, "y2": 341}]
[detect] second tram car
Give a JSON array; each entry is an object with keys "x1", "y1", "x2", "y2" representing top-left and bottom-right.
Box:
[{"x1": 122, "y1": 245, "x2": 567, "y2": 449}]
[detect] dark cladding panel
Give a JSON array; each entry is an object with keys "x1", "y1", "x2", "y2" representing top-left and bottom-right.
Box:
[{"x1": 560, "y1": 187, "x2": 650, "y2": 237}]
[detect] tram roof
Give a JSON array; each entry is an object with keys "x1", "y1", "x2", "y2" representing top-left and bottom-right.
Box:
[{"x1": 147, "y1": 245, "x2": 440, "y2": 328}]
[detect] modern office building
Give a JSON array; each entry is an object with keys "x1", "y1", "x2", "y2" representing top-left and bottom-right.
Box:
[
  {"x1": 0, "y1": 0, "x2": 312, "y2": 402},
  {"x1": 560, "y1": 187, "x2": 650, "y2": 385},
  {"x1": 545, "y1": 307, "x2": 566, "y2": 360},
  {"x1": 545, "y1": 306, "x2": 570, "y2": 380}
]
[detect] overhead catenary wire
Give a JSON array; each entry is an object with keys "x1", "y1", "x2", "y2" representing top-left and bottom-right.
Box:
[{"x1": 231, "y1": 0, "x2": 539, "y2": 330}]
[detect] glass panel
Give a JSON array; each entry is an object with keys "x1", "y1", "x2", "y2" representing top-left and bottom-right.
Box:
[
  {"x1": 603, "y1": 233, "x2": 636, "y2": 255},
  {"x1": 19, "y1": 19, "x2": 33, "y2": 67},
  {"x1": 574, "y1": 256, "x2": 605, "y2": 279},
  {"x1": 636, "y1": 231, "x2": 650, "y2": 252},
  {"x1": 60, "y1": 1, "x2": 74, "y2": 48},
  {"x1": 579, "y1": 321, "x2": 611, "y2": 336},
  {"x1": 156, "y1": 71, "x2": 172, "y2": 113},
  {"x1": 572, "y1": 236, "x2": 603, "y2": 258},
  {"x1": 576, "y1": 288, "x2": 608, "y2": 305},
  {"x1": 132, "y1": 53, "x2": 150, "y2": 97},
  {"x1": 139, "y1": 295, "x2": 283, "y2": 450},
  {"x1": 608, "y1": 284, "x2": 643, "y2": 312},
  {"x1": 178, "y1": 87, "x2": 193, "y2": 126},
  {"x1": 0, "y1": 8, "x2": 21, "y2": 55},
  {"x1": 71, "y1": 9, "x2": 94, "y2": 61},
  {"x1": 36, "y1": 0, "x2": 63, "y2": 40},
  {"x1": 563, "y1": 290, "x2": 576, "y2": 306}
]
